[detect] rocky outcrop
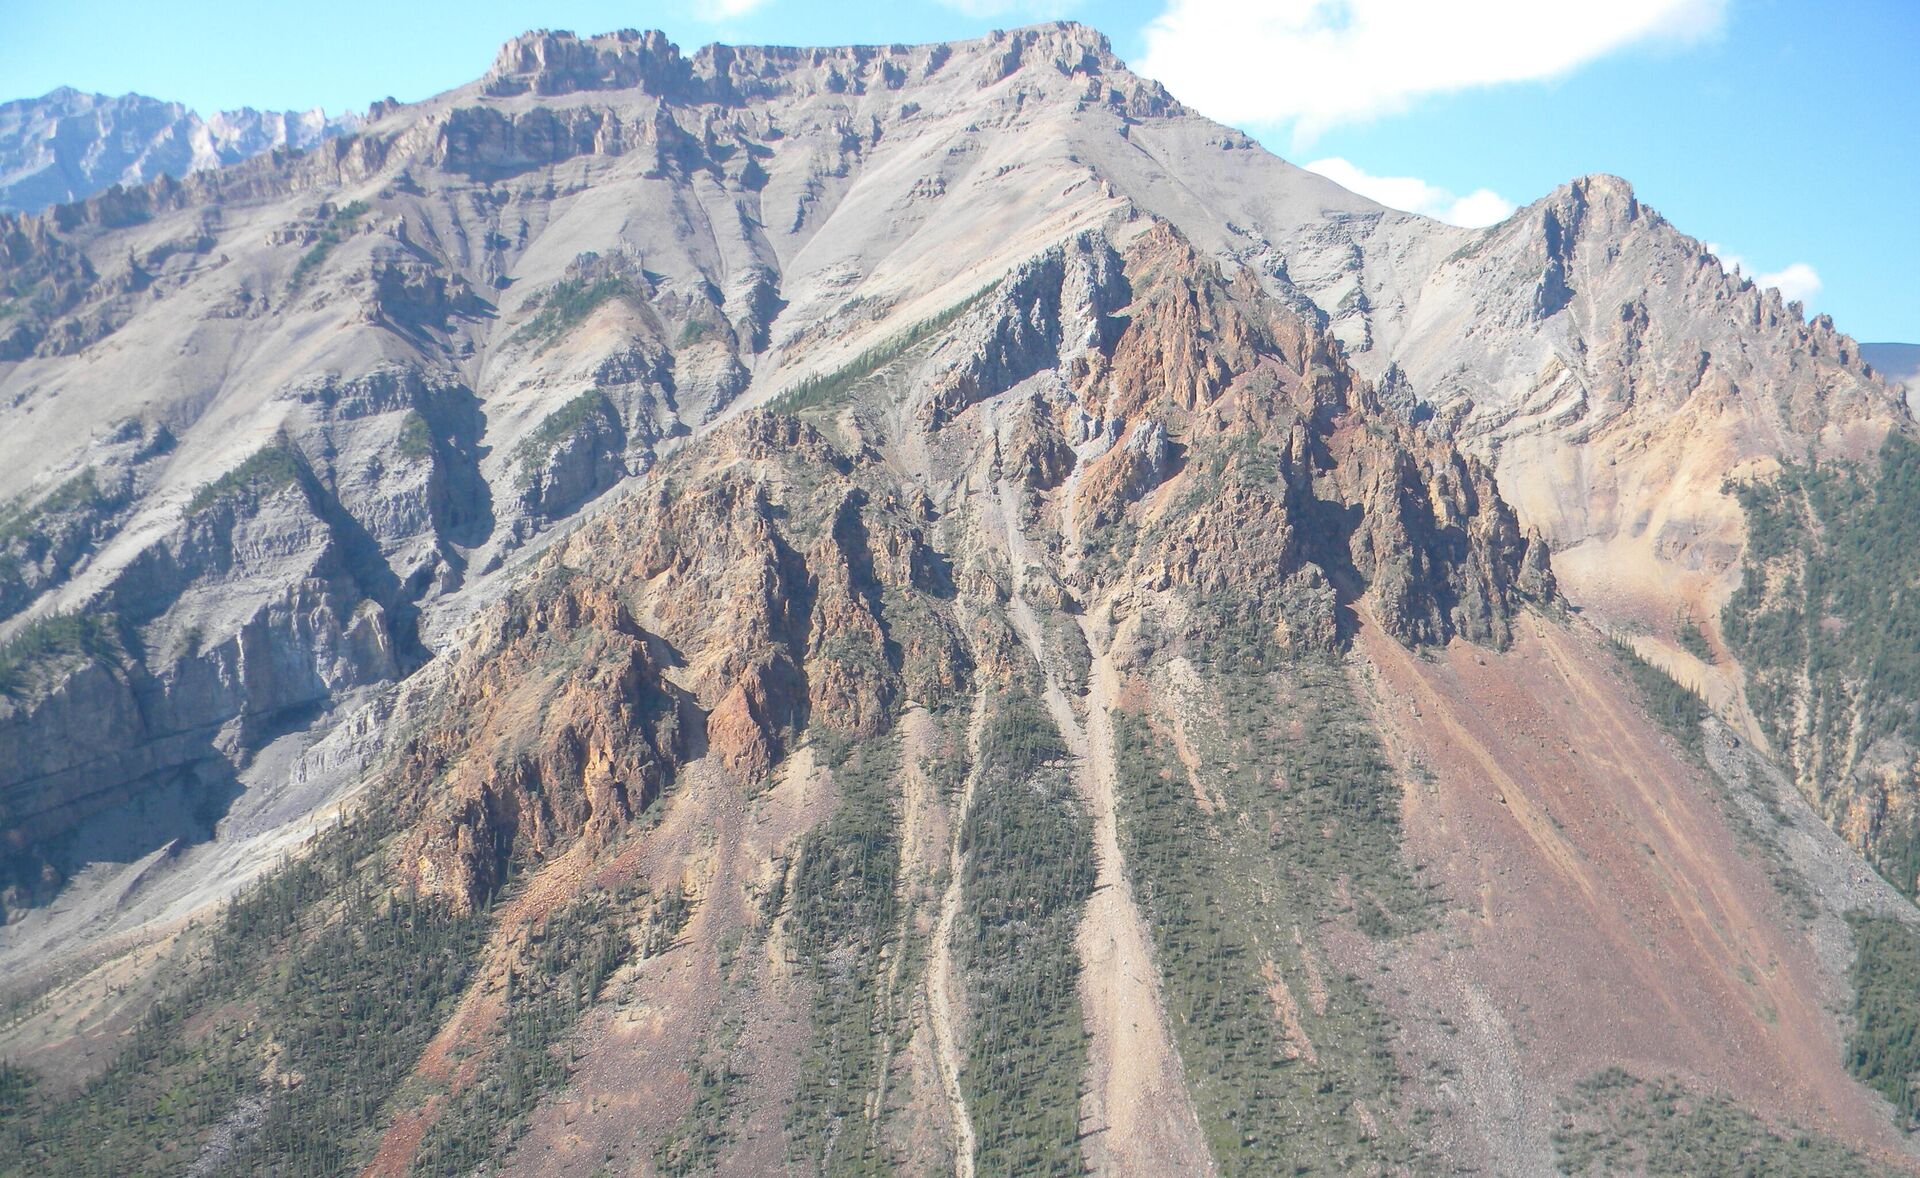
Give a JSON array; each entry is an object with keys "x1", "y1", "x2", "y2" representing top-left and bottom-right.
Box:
[
  {"x1": 0, "y1": 467, "x2": 130, "y2": 621},
  {"x1": 0, "y1": 210, "x2": 101, "y2": 358},
  {"x1": 1056, "y1": 223, "x2": 1553, "y2": 650},
  {"x1": 511, "y1": 394, "x2": 627, "y2": 526},
  {"x1": 433, "y1": 105, "x2": 635, "y2": 181},
  {"x1": 393, "y1": 574, "x2": 684, "y2": 911},
  {"x1": 0, "y1": 444, "x2": 410, "y2": 916},
  {"x1": 921, "y1": 232, "x2": 1128, "y2": 429},
  {"x1": 389, "y1": 411, "x2": 968, "y2": 908},
  {"x1": 482, "y1": 29, "x2": 691, "y2": 99}
]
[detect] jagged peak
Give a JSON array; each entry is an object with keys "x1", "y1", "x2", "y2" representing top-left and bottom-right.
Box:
[
  {"x1": 1568, "y1": 172, "x2": 1637, "y2": 201},
  {"x1": 1521, "y1": 172, "x2": 1647, "y2": 234}
]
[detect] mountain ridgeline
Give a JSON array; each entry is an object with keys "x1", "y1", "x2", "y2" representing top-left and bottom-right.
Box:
[{"x1": 0, "y1": 21, "x2": 1917, "y2": 1176}]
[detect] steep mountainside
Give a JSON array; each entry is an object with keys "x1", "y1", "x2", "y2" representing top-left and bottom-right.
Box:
[
  {"x1": 1, "y1": 22, "x2": 1918, "y2": 1176},
  {"x1": 0, "y1": 88, "x2": 361, "y2": 213}
]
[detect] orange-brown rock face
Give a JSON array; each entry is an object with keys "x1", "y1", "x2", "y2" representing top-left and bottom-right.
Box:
[
  {"x1": 394, "y1": 577, "x2": 686, "y2": 911},
  {"x1": 389, "y1": 412, "x2": 969, "y2": 909},
  {"x1": 1052, "y1": 220, "x2": 1553, "y2": 650}
]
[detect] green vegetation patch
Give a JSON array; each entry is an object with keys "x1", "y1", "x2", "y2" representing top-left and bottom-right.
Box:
[
  {"x1": 0, "y1": 611, "x2": 122, "y2": 698},
  {"x1": 1553, "y1": 1068, "x2": 1892, "y2": 1176},
  {"x1": 1676, "y1": 610, "x2": 1715, "y2": 663},
  {"x1": 655, "y1": 1006, "x2": 748, "y2": 1177},
  {"x1": 1844, "y1": 911, "x2": 1920, "y2": 1128},
  {"x1": 956, "y1": 689, "x2": 1094, "y2": 1177},
  {"x1": 0, "y1": 468, "x2": 112, "y2": 547},
  {"x1": 511, "y1": 392, "x2": 614, "y2": 476},
  {"x1": 1722, "y1": 432, "x2": 1920, "y2": 892},
  {"x1": 1111, "y1": 652, "x2": 1425, "y2": 1176},
  {"x1": 783, "y1": 734, "x2": 904, "y2": 1174},
  {"x1": 675, "y1": 317, "x2": 717, "y2": 347},
  {"x1": 409, "y1": 881, "x2": 646, "y2": 1175},
  {"x1": 187, "y1": 441, "x2": 307, "y2": 514},
  {"x1": 396, "y1": 409, "x2": 433, "y2": 461},
  {"x1": 0, "y1": 469, "x2": 127, "y2": 622},
  {"x1": 512, "y1": 274, "x2": 636, "y2": 350},
  {"x1": 653, "y1": 907, "x2": 755, "y2": 1178},
  {"x1": 767, "y1": 288, "x2": 990, "y2": 416},
  {"x1": 0, "y1": 809, "x2": 487, "y2": 1176},
  {"x1": 288, "y1": 199, "x2": 371, "y2": 289},
  {"x1": 1608, "y1": 636, "x2": 1708, "y2": 757},
  {"x1": 1198, "y1": 647, "x2": 1428, "y2": 928}
]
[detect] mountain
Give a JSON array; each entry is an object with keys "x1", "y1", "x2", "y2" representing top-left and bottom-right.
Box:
[
  {"x1": 0, "y1": 87, "x2": 361, "y2": 213},
  {"x1": 1866, "y1": 342, "x2": 1920, "y2": 404},
  {"x1": 2, "y1": 22, "x2": 1918, "y2": 1175}
]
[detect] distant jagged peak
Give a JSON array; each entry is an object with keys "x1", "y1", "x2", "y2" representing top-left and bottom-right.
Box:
[
  {"x1": 0, "y1": 87, "x2": 361, "y2": 213},
  {"x1": 1, "y1": 87, "x2": 184, "y2": 117},
  {"x1": 1544, "y1": 172, "x2": 1651, "y2": 234},
  {"x1": 1561, "y1": 171, "x2": 1641, "y2": 207}
]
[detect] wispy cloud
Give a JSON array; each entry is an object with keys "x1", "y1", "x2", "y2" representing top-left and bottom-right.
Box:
[
  {"x1": 1304, "y1": 157, "x2": 1514, "y2": 227},
  {"x1": 1708, "y1": 242, "x2": 1823, "y2": 306},
  {"x1": 1137, "y1": 0, "x2": 1726, "y2": 142},
  {"x1": 700, "y1": 0, "x2": 772, "y2": 18}
]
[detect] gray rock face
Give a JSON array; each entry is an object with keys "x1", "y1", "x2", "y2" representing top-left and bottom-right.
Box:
[
  {"x1": 0, "y1": 88, "x2": 361, "y2": 213},
  {"x1": 0, "y1": 462, "x2": 404, "y2": 913},
  {"x1": 922, "y1": 232, "x2": 1129, "y2": 427}
]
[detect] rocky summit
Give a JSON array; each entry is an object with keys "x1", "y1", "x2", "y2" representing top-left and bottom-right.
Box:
[{"x1": 1, "y1": 21, "x2": 1919, "y2": 1177}]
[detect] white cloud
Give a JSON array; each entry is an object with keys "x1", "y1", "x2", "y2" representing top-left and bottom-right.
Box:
[
  {"x1": 1137, "y1": 0, "x2": 1725, "y2": 140},
  {"x1": 1446, "y1": 187, "x2": 1518, "y2": 228},
  {"x1": 1304, "y1": 157, "x2": 1515, "y2": 227},
  {"x1": 1707, "y1": 243, "x2": 1823, "y2": 305},
  {"x1": 1757, "y1": 261, "x2": 1822, "y2": 305}
]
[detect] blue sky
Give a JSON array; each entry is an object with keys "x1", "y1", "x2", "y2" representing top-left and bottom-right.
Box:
[{"x1": 4, "y1": 0, "x2": 1914, "y2": 342}]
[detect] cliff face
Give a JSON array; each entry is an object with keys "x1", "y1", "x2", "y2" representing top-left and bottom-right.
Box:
[{"x1": 1, "y1": 22, "x2": 1917, "y2": 1177}]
